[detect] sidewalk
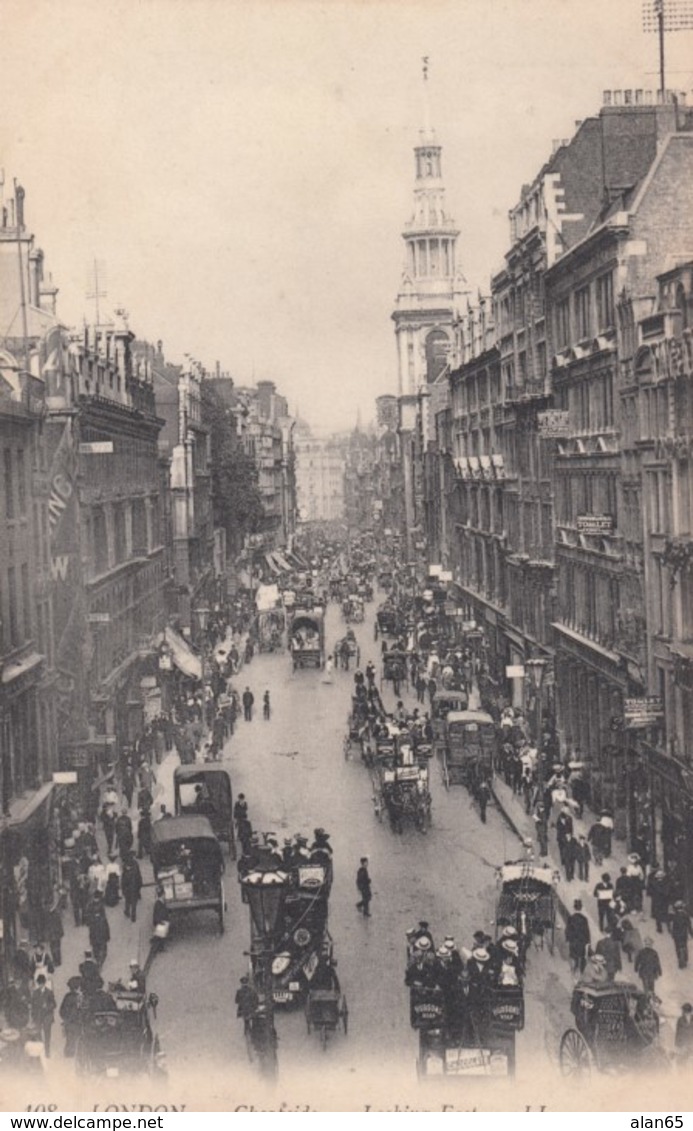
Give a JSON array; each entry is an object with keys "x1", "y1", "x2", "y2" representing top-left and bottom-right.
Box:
[{"x1": 490, "y1": 773, "x2": 693, "y2": 1034}]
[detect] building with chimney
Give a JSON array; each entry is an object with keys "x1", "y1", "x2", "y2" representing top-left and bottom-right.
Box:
[{"x1": 546, "y1": 91, "x2": 693, "y2": 839}]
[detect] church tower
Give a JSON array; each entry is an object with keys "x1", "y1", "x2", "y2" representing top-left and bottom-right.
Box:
[{"x1": 392, "y1": 60, "x2": 467, "y2": 396}]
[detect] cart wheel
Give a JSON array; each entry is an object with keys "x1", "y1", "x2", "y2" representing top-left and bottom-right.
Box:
[
  {"x1": 341, "y1": 996, "x2": 348, "y2": 1035},
  {"x1": 559, "y1": 1028, "x2": 591, "y2": 1077}
]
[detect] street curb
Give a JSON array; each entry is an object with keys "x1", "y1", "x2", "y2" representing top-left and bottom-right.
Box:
[{"x1": 490, "y1": 782, "x2": 570, "y2": 927}]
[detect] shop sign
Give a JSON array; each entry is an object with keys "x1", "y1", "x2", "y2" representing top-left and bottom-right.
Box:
[
  {"x1": 538, "y1": 410, "x2": 570, "y2": 438},
  {"x1": 78, "y1": 441, "x2": 114, "y2": 454},
  {"x1": 577, "y1": 514, "x2": 614, "y2": 535},
  {"x1": 87, "y1": 612, "x2": 111, "y2": 624},
  {"x1": 506, "y1": 664, "x2": 526, "y2": 679},
  {"x1": 624, "y1": 696, "x2": 664, "y2": 729},
  {"x1": 52, "y1": 771, "x2": 78, "y2": 784}
]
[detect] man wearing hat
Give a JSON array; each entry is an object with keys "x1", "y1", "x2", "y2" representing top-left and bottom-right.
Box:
[
  {"x1": 671, "y1": 900, "x2": 693, "y2": 969},
  {"x1": 565, "y1": 899, "x2": 591, "y2": 974},
  {"x1": 235, "y1": 975, "x2": 259, "y2": 1034},
  {"x1": 634, "y1": 937, "x2": 662, "y2": 995},
  {"x1": 86, "y1": 895, "x2": 111, "y2": 970},
  {"x1": 647, "y1": 867, "x2": 671, "y2": 933},
  {"x1": 59, "y1": 977, "x2": 83, "y2": 1057},
  {"x1": 355, "y1": 857, "x2": 372, "y2": 917},
  {"x1": 30, "y1": 974, "x2": 56, "y2": 1058},
  {"x1": 127, "y1": 959, "x2": 146, "y2": 994}
]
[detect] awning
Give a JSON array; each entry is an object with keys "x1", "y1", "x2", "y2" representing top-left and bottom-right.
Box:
[
  {"x1": 8, "y1": 781, "x2": 55, "y2": 832},
  {"x1": 2, "y1": 651, "x2": 44, "y2": 685},
  {"x1": 264, "y1": 553, "x2": 280, "y2": 575},
  {"x1": 164, "y1": 626, "x2": 203, "y2": 681}
]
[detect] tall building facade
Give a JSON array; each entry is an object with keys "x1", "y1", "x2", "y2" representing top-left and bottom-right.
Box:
[{"x1": 294, "y1": 424, "x2": 345, "y2": 523}]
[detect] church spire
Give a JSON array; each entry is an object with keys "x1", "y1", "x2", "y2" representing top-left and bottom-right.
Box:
[{"x1": 391, "y1": 60, "x2": 468, "y2": 397}]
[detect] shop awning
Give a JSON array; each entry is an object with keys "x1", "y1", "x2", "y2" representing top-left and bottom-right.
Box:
[
  {"x1": 2, "y1": 650, "x2": 44, "y2": 685},
  {"x1": 264, "y1": 553, "x2": 280, "y2": 575},
  {"x1": 8, "y1": 781, "x2": 55, "y2": 831},
  {"x1": 164, "y1": 626, "x2": 203, "y2": 681}
]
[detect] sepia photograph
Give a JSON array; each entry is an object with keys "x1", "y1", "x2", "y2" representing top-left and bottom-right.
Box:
[{"x1": 1, "y1": 0, "x2": 693, "y2": 1114}]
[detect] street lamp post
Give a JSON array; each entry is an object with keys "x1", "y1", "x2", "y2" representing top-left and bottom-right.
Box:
[
  {"x1": 240, "y1": 864, "x2": 289, "y2": 1079},
  {"x1": 526, "y1": 657, "x2": 549, "y2": 800}
]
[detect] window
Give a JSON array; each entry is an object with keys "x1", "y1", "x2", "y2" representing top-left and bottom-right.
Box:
[
  {"x1": 21, "y1": 562, "x2": 31, "y2": 639},
  {"x1": 93, "y1": 507, "x2": 109, "y2": 574},
  {"x1": 7, "y1": 566, "x2": 18, "y2": 647},
  {"x1": 596, "y1": 273, "x2": 614, "y2": 331},
  {"x1": 132, "y1": 498, "x2": 148, "y2": 556},
  {"x1": 574, "y1": 285, "x2": 591, "y2": 340},
  {"x1": 113, "y1": 503, "x2": 127, "y2": 563},
  {"x1": 16, "y1": 449, "x2": 26, "y2": 516},
  {"x1": 555, "y1": 298, "x2": 570, "y2": 349},
  {"x1": 4, "y1": 449, "x2": 14, "y2": 519}
]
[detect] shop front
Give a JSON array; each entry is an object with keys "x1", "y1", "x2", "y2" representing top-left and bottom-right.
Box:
[{"x1": 554, "y1": 623, "x2": 628, "y2": 835}]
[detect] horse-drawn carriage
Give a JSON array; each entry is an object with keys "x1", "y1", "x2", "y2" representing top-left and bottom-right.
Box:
[
  {"x1": 343, "y1": 696, "x2": 370, "y2": 759},
  {"x1": 374, "y1": 755, "x2": 431, "y2": 834},
  {"x1": 411, "y1": 978, "x2": 524, "y2": 1080},
  {"x1": 381, "y1": 649, "x2": 409, "y2": 692},
  {"x1": 495, "y1": 860, "x2": 558, "y2": 955},
  {"x1": 305, "y1": 958, "x2": 348, "y2": 1051},
  {"x1": 431, "y1": 690, "x2": 470, "y2": 754},
  {"x1": 289, "y1": 609, "x2": 325, "y2": 670},
  {"x1": 442, "y1": 710, "x2": 496, "y2": 792},
  {"x1": 376, "y1": 603, "x2": 398, "y2": 635},
  {"x1": 75, "y1": 986, "x2": 162, "y2": 1078},
  {"x1": 334, "y1": 632, "x2": 360, "y2": 671},
  {"x1": 559, "y1": 981, "x2": 666, "y2": 1077}
]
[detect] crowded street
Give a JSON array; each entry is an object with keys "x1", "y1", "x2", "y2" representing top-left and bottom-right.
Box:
[{"x1": 2, "y1": 542, "x2": 693, "y2": 1108}]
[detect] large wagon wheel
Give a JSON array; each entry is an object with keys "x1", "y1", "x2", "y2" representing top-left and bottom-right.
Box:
[{"x1": 559, "y1": 1028, "x2": 592, "y2": 1077}]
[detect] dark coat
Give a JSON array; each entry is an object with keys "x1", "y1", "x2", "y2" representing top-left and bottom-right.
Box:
[
  {"x1": 634, "y1": 945, "x2": 662, "y2": 981},
  {"x1": 31, "y1": 985, "x2": 56, "y2": 1022},
  {"x1": 87, "y1": 911, "x2": 111, "y2": 946},
  {"x1": 671, "y1": 908, "x2": 693, "y2": 943},
  {"x1": 595, "y1": 935, "x2": 622, "y2": 977},
  {"x1": 356, "y1": 865, "x2": 371, "y2": 896},
  {"x1": 121, "y1": 860, "x2": 143, "y2": 899},
  {"x1": 566, "y1": 912, "x2": 591, "y2": 950}
]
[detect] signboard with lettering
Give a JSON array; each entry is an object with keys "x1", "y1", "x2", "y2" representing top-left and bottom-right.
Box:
[
  {"x1": 577, "y1": 514, "x2": 614, "y2": 535},
  {"x1": 538, "y1": 410, "x2": 571, "y2": 438},
  {"x1": 79, "y1": 441, "x2": 114, "y2": 455},
  {"x1": 506, "y1": 664, "x2": 526, "y2": 679},
  {"x1": 624, "y1": 697, "x2": 664, "y2": 729}
]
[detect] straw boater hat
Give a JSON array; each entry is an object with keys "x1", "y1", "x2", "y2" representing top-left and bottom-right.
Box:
[
  {"x1": 472, "y1": 947, "x2": 490, "y2": 963},
  {"x1": 501, "y1": 925, "x2": 519, "y2": 939},
  {"x1": 415, "y1": 937, "x2": 432, "y2": 951},
  {"x1": 502, "y1": 939, "x2": 519, "y2": 954}
]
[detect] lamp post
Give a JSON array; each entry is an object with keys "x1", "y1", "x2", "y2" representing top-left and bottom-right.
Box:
[
  {"x1": 240, "y1": 864, "x2": 289, "y2": 1079},
  {"x1": 526, "y1": 657, "x2": 549, "y2": 799}
]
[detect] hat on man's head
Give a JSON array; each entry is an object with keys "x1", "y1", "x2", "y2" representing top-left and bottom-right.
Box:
[{"x1": 472, "y1": 947, "x2": 489, "y2": 963}]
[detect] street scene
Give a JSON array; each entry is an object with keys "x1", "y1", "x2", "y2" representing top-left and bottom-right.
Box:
[{"x1": 2, "y1": 0, "x2": 693, "y2": 1113}]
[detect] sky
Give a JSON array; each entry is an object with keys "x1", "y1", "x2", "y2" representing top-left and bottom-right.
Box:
[{"x1": 2, "y1": 0, "x2": 692, "y2": 430}]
